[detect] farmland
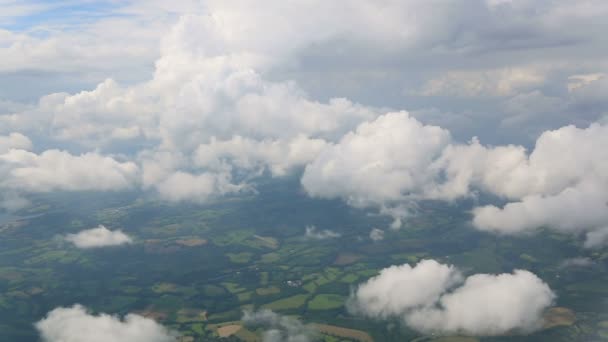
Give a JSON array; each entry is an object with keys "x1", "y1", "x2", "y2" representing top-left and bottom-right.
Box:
[{"x1": 0, "y1": 177, "x2": 607, "y2": 341}]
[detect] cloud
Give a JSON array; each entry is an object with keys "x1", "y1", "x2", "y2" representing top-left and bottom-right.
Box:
[
  {"x1": 0, "y1": 0, "x2": 607, "y2": 240},
  {"x1": 35, "y1": 305, "x2": 177, "y2": 342},
  {"x1": 301, "y1": 111, "x2": 450, "y2": 227},
  {"x1": 348, "y1": 260, "x2": 462, "y2": 319},
  {"x1": 153, "y1": 170, "x2": 248, "y2": 203},
  {"x1": 300, "y1": 111, "x2": 513, "y2": 225},
  {"x1": 64, "y1": 225, "x2": 133, "y2": 249},
  {"x1": 584, "y1": 227, "x2": 608, "y2": 249},
  {"x1": 405, "y1": 270, "x2": 555, "y2": 335},
  {"x1": 440, "y1": 123, "x2": 608, "y2": 200},
  {"x1": 418, "y1": 67, "x2": 546, "y2": 97},
  {"x1": 301, "y1": 109, "x2": 608, "y2": 246},
  {"x1": 0, "y1": 132, "x2": 31, "y2": 153},
  {"x1": 0, "y1": 192, "x2": 29, "y2": 212},
  {"x1": 242, "y1": 309, "x2": 318, "y2": 342},
  {"x1": 0, "y1": 2, "x2": 189, "y2": 90},
  {"x1": 349, "y1": 260, "x2": 555, "y2": 336},
  {"x1": 307, "y1": 114, "x2": 607, "y2": 208},
  {"x1": 559, "y1": 257, "x2": 594, "y2": 268},
  {"x1": 305, "y1": 226, "x2": 340, "y2": 240},
  {"x1": 0, "y1": 7, "x2": 383, "y2": 204},
  {"x1": 472, "y1": 183, "x2": 608, "y2": 235},
  {"x1": 369, "y1": 228, "x2": 384, "y2": 241},
  {"x1": 194, "y1": 135, "x2": 328, "y2": 177},
  {"x1": 464, "y1": 123, "x2": 608, "y2": 245},
  {"x1": 0, "y1": 149, "x2": 138, "y2": 193}
]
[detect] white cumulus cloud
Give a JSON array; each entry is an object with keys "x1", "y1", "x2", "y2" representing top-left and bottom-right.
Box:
[
  {"x1": 0, "y1": 132, "x2": 32, "y2": 153},
  {"x1": 302, "y1": 110, "x2": 608, "y2": 246},
  {"x1": 301, "y1": 111, "x2": 450, "y2": 227},
  {"x1": 0, "y1": 149, "x2": 138, "y2": 192},
  {"x1": 64, "y1": 225, "x2": 133, "y2": 249},
  {"x1": 349, "y1": 259, "x2": 555, "y2": 336},
  {"x1": 35, "y1": 305, "x2": 177, "y2": 342}
]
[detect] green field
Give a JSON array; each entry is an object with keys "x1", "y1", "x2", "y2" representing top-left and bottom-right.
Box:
[
  {"x1": 227, "y1": 252, "x2": 253, "y2": 264},
  {"x1": 308, "y1": 294, "x2": 346, "y2": 310},
  {"x1": 263, "y1": 294, "x2": 310, "y2": 311}
]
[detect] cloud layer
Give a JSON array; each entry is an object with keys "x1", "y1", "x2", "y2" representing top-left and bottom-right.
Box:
[
  {"x1": 301, "y1": 111, "x2": 608, "y2": 246},
  {"x1": 349, "y1": 260, "x2": 555, "y2": 336},
  {"x1": 0, "y1": 1, "x2": 607, "y2": 247},
  {"x1": 35, "y1": 305, "x2": 177, "y2": 342}
]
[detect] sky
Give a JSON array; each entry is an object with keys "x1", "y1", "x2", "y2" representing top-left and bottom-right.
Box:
[
  {"x1": 4, "y1": 1, "x2": 608, "y2": 340},
  {"x1": 1, "y1": 0, "x2": 608, "y2": 245}
]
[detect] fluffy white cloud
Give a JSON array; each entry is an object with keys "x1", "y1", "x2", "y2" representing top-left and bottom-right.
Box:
[
  {"x1": 301, "y1": 111, "x2": 450, "y2": 225},
  {"x1": 64, "y1": 225, "x2": 133, "y2": 249},
  {"x1": 305, "y1": 226, "x2": 340, "y2": 240},
  {"x1": 194, "y1": 135, "x2": 328, "y2": 177},
  {"x1": 437, "y1": 123, "x2": 608, "y2": 200},
  {"x1": 0, "y1": 7, "x2": 385, "y2": 203},
  {"x1": 405, "y1": 270, "x2": 555, "y2": 335},
  {"x1": 0, "y1": 79, "x2": 157, "y2": 148},
  {"x1": 0, "y1": 149, "x2": 138, "y2": 192},
  {"x1": 349, "y1": 260, "x2": 555, "y2": 336},
  {"x1": 349, "y1": 260, "x2": 462, "y2": 318},
  {"x1": 0, "y1": 146, "x2": 138, "y2": 211},
  {"x1": 295, "y1": 112, "x2": 479, "y2": 222},
  {"x1": 242, "y1": 309, "x2": 317, "y2": 342},
  {"x1": 463, "y1": 124, "x2": 608, "y2": 245},
  {"x1": 36, "y1": 305, "x2": 177, "y2": 342},
  {"x1": 472, "y1": 183, "x2": 608, "y2": 234},
  {"x1": 154, "y1": 170, "x2": 247, "y2": 203},
  {"x1": 302, "y1": 109, "x2": 608, "y2": 245},
  {"x1": 0, "y1": 132, "x2": 31, "y2": 153}
]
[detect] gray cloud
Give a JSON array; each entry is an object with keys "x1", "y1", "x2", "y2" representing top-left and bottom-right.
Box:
[
  {"x1": 559, "y1": 257, "x2": 594, "y2": 269},
  {"x1": 305, "y1": 226, "x2": 341, "y2": 240},
  {"x1": 0, "y1": 192, "x2": 30, "y2": 212}
]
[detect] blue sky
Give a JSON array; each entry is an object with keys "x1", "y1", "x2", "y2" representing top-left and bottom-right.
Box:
[{"x1": 1, "y1": 0, "x2": 124, "y2": 32}]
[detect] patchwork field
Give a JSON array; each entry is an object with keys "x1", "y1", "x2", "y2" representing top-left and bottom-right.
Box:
[{"x1": 0, "y1": 181, "x2": 605, "y2": 341}]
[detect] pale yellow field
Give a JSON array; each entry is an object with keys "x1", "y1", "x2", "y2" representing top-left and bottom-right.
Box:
[
  {"x1": 217, "y1": 324, "x2": 243, "y2": 337},
  {"x1": 315, "y1": 323, "x2": 374, "y2": 342}
]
